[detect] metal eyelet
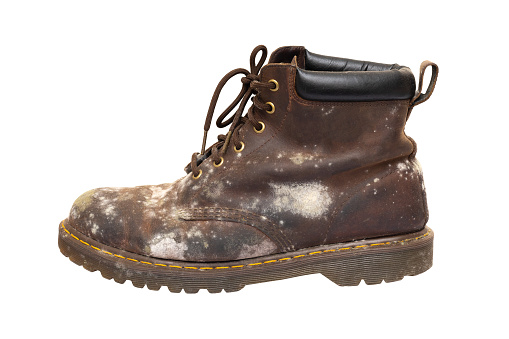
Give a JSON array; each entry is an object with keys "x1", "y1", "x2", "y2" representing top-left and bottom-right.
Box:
[
  {"x1": 265, "y1": 102, "x2": 275, "y2": 114},
  {"x1": 213, "y1": 157, "x2": 224, "y2": 167},
  {"x1": 253, "y1": 121, "x2": 265, "y2": 134},
  {"x1": 269, "y1": 79, "x2": 279, "y2": 92},
  {"x1": 192, "y1": 169, "x2": 202, "y2": 180},
  {"x1": 234, "y1": 141, "x2": 245, "y2": 153}
]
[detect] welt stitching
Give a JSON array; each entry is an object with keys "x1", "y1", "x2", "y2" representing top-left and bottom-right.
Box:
[{"x1": 61, "y1": 221, "x2": 430, "y2": 271}]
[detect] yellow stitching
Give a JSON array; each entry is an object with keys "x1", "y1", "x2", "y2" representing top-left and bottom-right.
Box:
[{"x1": 60, "y1": 222, "x2": 430, "y2": 271}]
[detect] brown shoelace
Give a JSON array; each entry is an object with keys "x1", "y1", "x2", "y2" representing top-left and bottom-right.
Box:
[{"x1": 187, "y1": 45, "x2": 276, "y2": 177}]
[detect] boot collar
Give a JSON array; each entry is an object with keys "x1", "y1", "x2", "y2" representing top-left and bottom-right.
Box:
[{"x1": 268, "y1": 46, "x2": 416, "y2": 102}]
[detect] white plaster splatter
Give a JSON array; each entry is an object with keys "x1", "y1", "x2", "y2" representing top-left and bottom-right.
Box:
[
  {"x1": 269, "y1": 182, "x2": 332, "y2": 219},
  {"x1": 236, "y1": 239, "x2": 276, "y2": 259},
  {"x1": 289, "y1": 153, "x2": 314, "y2": 165},
  {"x1": 397, "y1": 162, "x2": 409, "y2": 171},
  {"x1": 203, "y1": 181, "x2": 225, "y2": 199},
  {"x1": 70, "y1": 208, "x2": 79, "y2": 219},
  {"x1": 104, "y1": 205, "x2": 116, "y2": 217},
  {"x1": 149, "y1": 234, "x2": 188, "y2": 260},
  {"x1": 187, "y1": 226, "x2": 203, "y2": 238}
]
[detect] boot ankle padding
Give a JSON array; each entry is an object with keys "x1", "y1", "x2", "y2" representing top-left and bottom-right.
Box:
[
  {"x1": 297, "y1": 50, "x2": 415, "y2": 102},
  {"x1": 270, "y1": 47, "x2": 416, "y2": 102}
]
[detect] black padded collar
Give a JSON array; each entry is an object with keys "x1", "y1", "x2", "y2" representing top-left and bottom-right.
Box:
[
  {"x1": 304, "y1": 50, "x2": 399, "y2": 72},
  {"x1": 296, "y1": 50, "x2": 415, "y2": 102},
  {"x1": 269, "y1": 47, "x2": 415, "y2": 102}
]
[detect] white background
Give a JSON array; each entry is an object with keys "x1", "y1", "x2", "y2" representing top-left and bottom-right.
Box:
[{"x1": 1, "y1": 1, "x2": 507, "y2": 338}]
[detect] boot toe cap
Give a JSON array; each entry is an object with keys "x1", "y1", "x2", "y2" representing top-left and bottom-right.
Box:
[
  {"x1": 68, "y1": 187, "x2": 125, "y2": 244},
  {"x1": 67, "y1": 185, "x2": 279, "y2": 262}
]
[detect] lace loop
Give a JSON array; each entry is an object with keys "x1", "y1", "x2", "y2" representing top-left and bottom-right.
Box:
[{"x1": 188, "y1": 45, "x2": 272, "y2": 178}]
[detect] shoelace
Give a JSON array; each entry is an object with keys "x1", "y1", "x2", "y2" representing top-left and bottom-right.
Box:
[{"x1": 187, "y1": 45, "x2": 276, "y2": 178}]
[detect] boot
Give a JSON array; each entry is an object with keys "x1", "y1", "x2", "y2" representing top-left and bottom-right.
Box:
[{"x1": 58, "y1": 45, "x2": 439, "y2": 293}]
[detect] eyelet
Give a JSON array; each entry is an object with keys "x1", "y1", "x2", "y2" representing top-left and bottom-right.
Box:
[
  {"x1": 269, "y1": 79, "x2": 279, "y2": 92},
  {"x1": 213, "y1": 157, "x2": 224, "y2": 167},
  {"x1": 234, "y1": 141, "x2": 245, "y2": 153},
  {"x1": 265, "y1": 102, "x2": 275, "y2": 114},
  {"x1": 253, "y1": 121, "x2": 265, "y2": 134},
  {"x1": 192, "y1": 169, "x2": 202, "y2": 180}
]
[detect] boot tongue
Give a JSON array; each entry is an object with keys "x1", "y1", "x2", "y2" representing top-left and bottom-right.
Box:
[
  {"x1": 184, "y1": 150, "x2": 211, "y2": 174},
  {"x1": 268, "y1": 46, "x2": 306, "y2": 68}
]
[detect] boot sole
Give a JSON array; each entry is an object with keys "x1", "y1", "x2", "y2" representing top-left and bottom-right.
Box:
[{"x1": 58, "y1": 220, "x2": 433, "y2": 293}]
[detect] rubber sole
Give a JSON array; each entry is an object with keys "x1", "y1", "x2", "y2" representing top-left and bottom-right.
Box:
[{"x1": 58, "y1": 221, "x2": 433, "y2": 293}]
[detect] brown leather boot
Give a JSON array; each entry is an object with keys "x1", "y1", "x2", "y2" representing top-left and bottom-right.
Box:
[{"x1": 58, "y1": 45, "x2": 439, "y2": 293}]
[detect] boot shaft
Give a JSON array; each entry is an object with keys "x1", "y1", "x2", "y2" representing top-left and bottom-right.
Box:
[{"x1": 177, "y1": 46, "x2": 433, "y2": 250}]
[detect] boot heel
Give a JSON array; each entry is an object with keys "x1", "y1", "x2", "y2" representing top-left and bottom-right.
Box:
[{"x1": 321, "y1": 228, "x2": 433, "y2": 286}]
